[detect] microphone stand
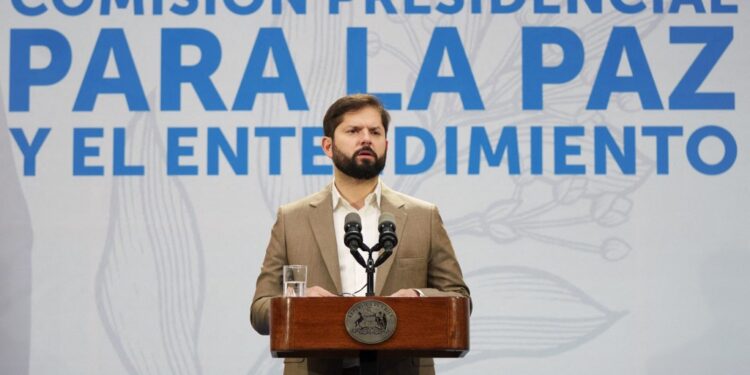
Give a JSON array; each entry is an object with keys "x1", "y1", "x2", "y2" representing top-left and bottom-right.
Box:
[
  {"x1": 344, "y1": 215, "x2": 397, "y2": 375},
  {"x1": 349, "y1": 242, "x2": 393, "y2": 296},
  {"x1": 348, "y1": 241, "x2": 394, "y2": 375}
]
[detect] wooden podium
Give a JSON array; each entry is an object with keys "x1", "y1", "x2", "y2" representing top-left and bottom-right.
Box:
[{"x1": 269, "y1": 296, "x2": 470, "y2": 374}]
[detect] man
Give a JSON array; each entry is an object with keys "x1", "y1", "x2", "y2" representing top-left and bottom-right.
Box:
[{"x1": 250, "y1": 94, "x2": 470, "y2": 375}]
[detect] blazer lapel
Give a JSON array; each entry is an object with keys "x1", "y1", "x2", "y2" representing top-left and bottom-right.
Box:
[
  {"x1": 308, "y1": 186, "x2": 342, "y2": 294},
  {"x1": 375, "y1": 185, "x2": 407, "y2": 295}
]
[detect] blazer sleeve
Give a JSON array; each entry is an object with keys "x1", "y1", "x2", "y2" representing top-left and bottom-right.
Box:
[
  {"x1": 250, "y1": 207, "x2": 287, "y2": 335},
  {"x1": 420, "y1": 206, "x2": 472, "y2": 307}
]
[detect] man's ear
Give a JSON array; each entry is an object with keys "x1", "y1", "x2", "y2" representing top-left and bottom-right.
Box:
[{"x1": 322, "y1": 136, "x2": 333, "y2": 158}]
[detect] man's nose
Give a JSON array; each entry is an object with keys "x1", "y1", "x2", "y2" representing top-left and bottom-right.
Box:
[{"x1": 359, "y1": 132, "x2": 372, "y2": 145}]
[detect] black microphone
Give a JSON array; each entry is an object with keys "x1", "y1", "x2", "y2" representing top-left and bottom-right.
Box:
[
  {"x1": 374, "y1": 213, "x2": 397, "y2": 268},
  {"x1": 344, "y1": 212, "x2": 366, "y2": 267},
  {"x1": 344, "y1": 212, "x2": 363, "y2": 250},
  {"x1": 378, "y1": 212, "x2": 398, "y2": 251}
]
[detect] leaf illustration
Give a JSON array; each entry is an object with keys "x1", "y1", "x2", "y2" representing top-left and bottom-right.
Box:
[
  {"x1": 599, "y1": 238, "x2": 631, "y2": 261},
  {"x1": 590, "y1": 193, "x2": 633, "y2": 227},
  {"x1": 95, "y1": 102, "x2": 205, "y2": 375},
  {"x1": 441, "y1": 266, "x2": 625, "y2": 370}
]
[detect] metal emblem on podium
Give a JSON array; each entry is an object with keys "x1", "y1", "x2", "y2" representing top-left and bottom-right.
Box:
[{"x1": 344, "y1": 300, "x2": 397, "y2": 344}]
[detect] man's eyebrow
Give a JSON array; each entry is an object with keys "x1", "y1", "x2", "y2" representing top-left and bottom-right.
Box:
[{"x1": 342, "y1": 123, "x2": 381, "y2": 129}]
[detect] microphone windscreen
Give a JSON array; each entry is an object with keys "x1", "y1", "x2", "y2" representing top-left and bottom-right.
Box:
[
  {"x1": 378, "y1": 212, "x2": 396, "y2": 226},
  {"x1": 345, "y1": 212, "x2": 362, "y2": 225}
]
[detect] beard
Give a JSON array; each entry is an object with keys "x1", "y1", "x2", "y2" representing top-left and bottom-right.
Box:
[{"x1": 332, "y1": 144, "x2": 386, "y2": 180}]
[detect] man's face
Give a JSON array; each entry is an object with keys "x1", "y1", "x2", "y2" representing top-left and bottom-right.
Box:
[{"x1": 323, "y1": 106, "x2": 388, "y2": 180}]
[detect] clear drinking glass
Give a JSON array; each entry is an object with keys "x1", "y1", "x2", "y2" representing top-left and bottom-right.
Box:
[{"x1": 283, "y1": 265, "x2": 307, "y2": 297}]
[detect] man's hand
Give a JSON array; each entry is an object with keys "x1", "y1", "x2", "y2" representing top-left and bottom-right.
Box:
[
  {"x1": 305, "y1": 286, "x2": 336, "y2": 297},
  {"x1": 389, "y1": 288, "x2": 419, "y2": 297}
]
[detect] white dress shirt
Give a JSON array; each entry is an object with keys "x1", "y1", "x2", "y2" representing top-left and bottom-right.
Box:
[{"x1": 331, "y1": 180, "x2": 382, "y2": 296}]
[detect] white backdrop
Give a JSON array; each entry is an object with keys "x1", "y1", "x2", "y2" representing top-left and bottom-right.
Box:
[{"x1": 2, "y1": 1, "x2": 749, "y2": 374}]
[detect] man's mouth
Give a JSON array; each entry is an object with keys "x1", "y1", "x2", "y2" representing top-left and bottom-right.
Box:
[{"x1": 355, "y1": 149, "x2": 376, "y2": 158}]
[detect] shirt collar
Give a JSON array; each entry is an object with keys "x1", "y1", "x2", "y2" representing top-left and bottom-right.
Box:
[{"x1": 331, "y1": 179, "x2": 382, "y2": 210}]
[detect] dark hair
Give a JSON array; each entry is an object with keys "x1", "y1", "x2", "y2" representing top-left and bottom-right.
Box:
[{"x1": 322, "y1": 94, "x2": 390, "y2": 138}]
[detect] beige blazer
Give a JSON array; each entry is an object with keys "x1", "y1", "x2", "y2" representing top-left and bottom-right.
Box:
[{"x1": 250, "y1": 184, "x2": 471, "y2": 375}]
